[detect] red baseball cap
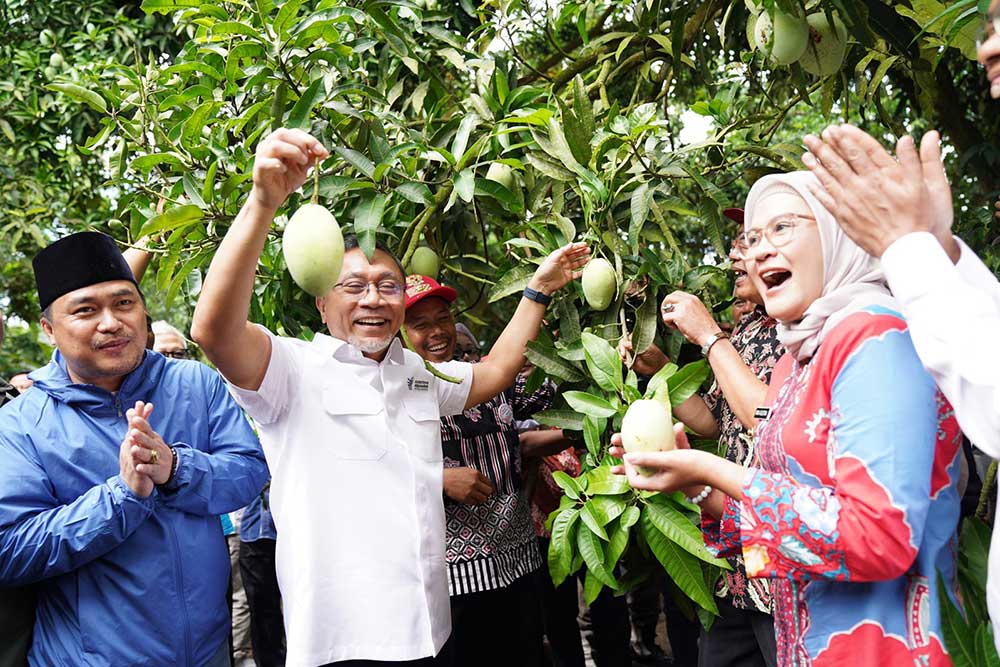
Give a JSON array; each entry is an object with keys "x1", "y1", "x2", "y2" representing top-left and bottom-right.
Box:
[
  {"x1": 404, "y1": 274, "x2": 458, "y2": 310},
  {"x1": 723, "y1": 208, "x2": 744, "y2": 224}
]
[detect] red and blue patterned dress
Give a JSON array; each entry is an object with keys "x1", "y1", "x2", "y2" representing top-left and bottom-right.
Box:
[{"x1": 702, "y1": 306, "x2": 963, "y2": 666}]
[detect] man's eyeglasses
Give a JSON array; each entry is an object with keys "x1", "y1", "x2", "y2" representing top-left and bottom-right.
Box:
[
  {"x1": 977, "y1": 13, "x2": 1000, "y2": 47},
  {"x1": 454, "y1": 346, "x2": 481, "y2": 361},
  {"x1": 334, "y1": 280, "x2": 404, "y2": 299},
  {"x1": 735, "y1": 215, "x2": 815, "y2": 259},
  {"x1": 160, "y1": 349, "x2": 191, "y2": 359}
]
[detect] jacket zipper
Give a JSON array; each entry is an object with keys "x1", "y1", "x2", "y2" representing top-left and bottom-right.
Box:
[{"x1": 165, "y1": 519, "x2": 194, "y2": 665}]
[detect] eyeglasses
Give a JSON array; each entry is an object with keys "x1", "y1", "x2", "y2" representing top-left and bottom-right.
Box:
[
  {"x1": 454, "y1": 346, "x2": 481, "y2": 360},
  {"x1": 977, "y1": 13, "x2": 1000, "y2": 47},
  {"x1": 334, "y1": 280, "x2": 404, "y2": 299},
  {"x1": 159, "y1": 349, "x2": 190, "y2": 359},
  {"x1": 735, "y1": 215, "x2": 815, "y2": 259}
]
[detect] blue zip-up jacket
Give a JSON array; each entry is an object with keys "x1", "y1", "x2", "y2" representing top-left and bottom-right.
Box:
[{"x1": 0, "y1": 350, "x2": 269, "y2": 666}]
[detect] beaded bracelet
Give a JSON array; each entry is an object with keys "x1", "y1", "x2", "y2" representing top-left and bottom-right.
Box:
[{"x1": 686, "y1": 485, "x2": 713, "y2": 505}]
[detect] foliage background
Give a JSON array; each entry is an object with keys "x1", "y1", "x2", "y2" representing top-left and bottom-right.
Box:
[{"x1": 1, "y1": 0, "x2": 998, "y2": 638}]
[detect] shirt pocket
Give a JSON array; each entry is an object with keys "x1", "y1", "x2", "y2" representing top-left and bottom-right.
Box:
[
  {"x1": 322, "y1": 384, "x2": 388, "y2": 461},
  {"x1": 402, "y1": 395, "x2": 444, "y2": 462}
]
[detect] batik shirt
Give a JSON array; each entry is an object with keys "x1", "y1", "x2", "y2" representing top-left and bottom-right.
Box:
[
  {"x1": 702, "y1": 306, "x2": 782, "y2": 613},
  {"x1": 702, "y1": 307, "x2": 962, "y2": 667},
  {"x1": 440, "y1": 374, "x2": 554, "y2": 595}
]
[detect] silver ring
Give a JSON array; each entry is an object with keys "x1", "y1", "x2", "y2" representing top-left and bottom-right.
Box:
[{"x1": 661, "y1": 303, "x2": 675, "y2": 314}]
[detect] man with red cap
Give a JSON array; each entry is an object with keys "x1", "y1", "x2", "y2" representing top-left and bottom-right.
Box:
[{"x1": 403, "y1": 274, "x2": 554, "y2": 667}]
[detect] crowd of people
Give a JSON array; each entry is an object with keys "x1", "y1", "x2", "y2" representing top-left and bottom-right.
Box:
[{"x1": 0, "y1": 6, "x2": 998, "y2": 667}]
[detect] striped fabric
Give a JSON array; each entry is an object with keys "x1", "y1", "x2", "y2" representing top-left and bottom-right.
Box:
[
  {"x1": 440, "y1": 374, "x2": 554, "y2": 595},
  {"x1": 448, "y1": 536, "x2": 544, "y2": 596}
]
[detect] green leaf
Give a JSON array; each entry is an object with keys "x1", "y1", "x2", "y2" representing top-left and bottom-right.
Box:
[
  {"x1": 606, "y1": 512, "x2": 633, "y2": 571},
  {"x1": 629, "y1": 182, "x2": 651, "y2": 254},
  {"x1": 631, "y1": 293, "x2": 658, "y2": 366},
  {"x1": 645, "y1": 362, "x2": 679, "y2": 401},
  {"x1": 46, "y1": 83, "x2": 107, "y2": 113},
  {"x1": 455, "y1": 169, "x2": 475, "y2": 203},
  {"x1": 474, "y1": 178, "x2": 524, "y2": 214},
  {"x1": 334, "y1": 146, "x2": 375, "y2": 179},
  {"x1": 525, "y1": 152, "x2": 577, "y2": 181},
  {"x1": 667, "y1": 360, "x2": 710, "y2": 408},
  {"x1": 141, "y1": 0, "x2": 202, "y2": 14},
  {"x1": 938, "y1": 574, "x2": 977, "y2": 667},
  {"x1": 488, "y1": 265, "x2": 534, "y2": 303},
  {"x1": 580, "y1": 502, "x2": 610, "y2": 540},
  {"x1": 130, "y1": 153, "x2": 185, "y2": 172},
  {"x1": 571, "y1": 75, "x2": 595, "y2": 147},
  {"x1": 577, "y1": 522, "x2": 617, "y2": 588},
  {"x1": 287, "y1": 78, "x2": 326, "y2": 130},
  {"x1": 396, "y1": 182, "x2": 432, "y2": 204},
  {"x1": 552, "y1": 471, "x2": 583, "y2": 500},
  {"x1": 582, "y1": 414, "x2": 603, "y2": 459},
  {"x1": 563, "y1": 391, "x2": 617, "y2": 418},
  {"x1": 555, "y1": 298, "x2": 582, "y2": 343},
  {"x1": 353, "y1": 193, "x2": 386, "y2": 261},
  {"x1": 525, "y1": 340, "x2": 587, "y2": 382},
  {"x1": 583, "y1": 569, "x2": 604, "y2": 605},
  {"x1": 543, "y1": 118, "x2": 586, "y2": 175},
  {"x1": 641, "y1": 511, "x2": 717, "y2": 614},
  {"x1": 182, "y1": 101, "x2": 215, "y2": 150},
  {"x1": 549, "y1": 508, "x2": 580, "y2": 587},
  {"x1": 138, "y1": 204, "x2": 204, "y2": 238},
  {"x1": 589, "y1": 495, "x2": 627, "y2": 526},
  {"x1": 534, "y1": 409, "x2": 585, "y2": 430},
  {"x1": 645, "y1": 497, "x2": 728, "y2": 567},
  {"x1": 450, "y1": 113, "x2": 479, "y2": 163},
  {"x1": 581, "y1": 332, "x2": 623, "y2": 393},
  {"x1": 585, "y1": 465, "x2": 630, "y2": 495},
  {"x1": 274, "y1": 0, "x2": 306, "y2": 36}
]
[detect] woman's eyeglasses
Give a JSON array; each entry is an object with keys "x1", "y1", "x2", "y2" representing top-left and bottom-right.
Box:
[{"x1": 735, "y1": 215, "x2": 815, "y2": 259}]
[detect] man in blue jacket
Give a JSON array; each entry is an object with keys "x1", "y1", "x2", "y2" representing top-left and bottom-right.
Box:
[{"x1": 0, "y1": 232, "x2": 269, "y2": 667}]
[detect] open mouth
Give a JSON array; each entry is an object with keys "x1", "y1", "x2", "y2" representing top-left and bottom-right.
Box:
[
  {"x1": 759, "y1": 268, "x2": 792, "y2": 290},
  {"x1": 426, "y1": 339, "x2": 450, "y2": 354},
  {"x1": 734, "y1": 268, "x2": 748, "y2": 284},
  {"x1": 354, "y1": 317, "x2": 389, "y2": 330}
]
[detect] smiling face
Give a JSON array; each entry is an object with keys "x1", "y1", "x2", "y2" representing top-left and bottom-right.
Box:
[
  {"x1": 729, "y1": 241, "x2": 762, "y2": 305},
  {"x1": 317, "y1": 248, "x2": 406, "y2": 360},
  {"x1": 404, "y1": 297, "x2": 456, "y2": 363},
  {"x1": 40, "y1": 280, "x2": 148, "y2": 391},
  {"x1": 980, "y1": 0, "x2": 1000, "y2": 98},
  {"x1": 744, "y1": 193, "x2": 824, "y2": 323}
]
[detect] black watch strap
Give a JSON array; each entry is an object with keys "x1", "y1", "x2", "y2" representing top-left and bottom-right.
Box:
[{"x1": 523, "y1": 286, "x2": 552, "y2": 306}]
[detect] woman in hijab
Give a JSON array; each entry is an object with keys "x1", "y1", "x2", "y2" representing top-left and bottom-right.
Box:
[{"x1": 611, "y1": 172, "x2": 963, "y2": 667}]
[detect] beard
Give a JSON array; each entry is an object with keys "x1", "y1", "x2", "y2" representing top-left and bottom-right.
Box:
[{"x1": 348, "y1": 333, "x2": 395, "y2": 354}]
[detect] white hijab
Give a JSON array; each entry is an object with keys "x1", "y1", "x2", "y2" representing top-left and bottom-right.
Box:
[{"x1": 743, "y1": 172, "x2": 896, "y2": 361}]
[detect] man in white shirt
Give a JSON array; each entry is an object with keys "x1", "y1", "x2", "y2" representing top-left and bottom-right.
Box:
[
  {"x1": 797, "y1": 6, "x2": 1000, "y2": 647},
  {"x1": 191, "y1": 128, "x2": 590, "y2": 667}
]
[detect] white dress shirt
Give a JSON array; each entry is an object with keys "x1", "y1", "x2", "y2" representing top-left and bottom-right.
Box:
[
  {"x1": 880, "y1": 231, "x2": 1000, "y2": 650},
  {"x1": 227, "y1": 329, "x2": 472, "y2": 666}
]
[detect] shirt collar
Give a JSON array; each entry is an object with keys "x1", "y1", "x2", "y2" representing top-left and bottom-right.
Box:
[{"x1": 312, "y1": 332, "x2": 405, "y2": 365}]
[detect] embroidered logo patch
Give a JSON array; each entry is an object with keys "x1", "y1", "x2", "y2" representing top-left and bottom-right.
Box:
[{"x1": 407, "y1": 376, "x2": 430, "y2": 391}]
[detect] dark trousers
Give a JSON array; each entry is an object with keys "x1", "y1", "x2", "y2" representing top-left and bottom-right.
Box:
[
  {"x1": 697, "y1": 596, "x2": 777, "y2": 667},
  {"x1": 535, "y1": 538, "x2": 630, "y2": 667},
  {"x1": 434, "y1": 571, "x2": 545, "y2": 667},
  {"x1": 0, "y1": 585, "x2": 35, "y2": 667},
  {"x1": 239, "y1": 539, "x2": 286, "y2": 667}
]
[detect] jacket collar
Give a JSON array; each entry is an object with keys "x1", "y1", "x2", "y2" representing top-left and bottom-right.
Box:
[{"x1": 30, "y1": 349, "x2": 165, "y2": 413}]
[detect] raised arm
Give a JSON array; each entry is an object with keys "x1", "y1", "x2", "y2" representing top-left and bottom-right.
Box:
[
  {"x1": 660, "y1": 291, "x2": 769, "y2": 431},
  {"x1": 191, "y1": 129, "x2": 328, "y2": 390},
  {"x1": 123, "y1": 237, "x2": 154, "y2": 284},
  {"x1": 464, "y1": 243, "x2": 589, "y2": 408}
]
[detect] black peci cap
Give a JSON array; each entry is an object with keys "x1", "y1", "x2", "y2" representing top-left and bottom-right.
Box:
[{"x1": 33, "y1": 232, "x2": 137, "y2": 311}]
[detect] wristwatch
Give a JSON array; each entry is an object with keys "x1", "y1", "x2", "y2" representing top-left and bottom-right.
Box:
[
  {"x1": 523, "y1": 286, "x2": 552, "y2": 306},
  {"x1": 700, "y1": 331, "x2": 730, "y2": 357}
]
